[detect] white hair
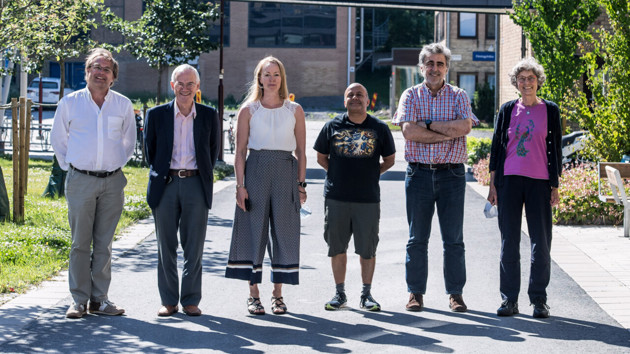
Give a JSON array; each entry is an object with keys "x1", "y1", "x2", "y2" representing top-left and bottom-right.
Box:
[{"x1": 171, "y1": 64, "x2": 200, "y2": 84}]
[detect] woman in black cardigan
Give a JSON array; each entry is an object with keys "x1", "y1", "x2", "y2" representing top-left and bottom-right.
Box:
[{"x1": 487, "y1": 57, "x2": 562, "y2": 319}]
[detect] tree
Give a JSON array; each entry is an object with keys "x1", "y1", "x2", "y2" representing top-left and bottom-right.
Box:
[
  {"x1": 572, "y1": 0, "x2": 630, "y2": 161},
  {"x1": 104, "y1": 0, "x2": 219, "y2": 103},
  {"x1": 472, "y1": 82, "x2": 495, "y2": 124},
  {"x1": 383, "y1": 9, "x2": 434, "y2": 52},
  {"x1": 19, "y1": 0, "x2": 103, "y2": 99},
  {"x1": 0, "y1": 0, "x2": 33, "y2": 76},
  {"x1": 510, "y1": 0, "x2": 600, "y2": 116}
]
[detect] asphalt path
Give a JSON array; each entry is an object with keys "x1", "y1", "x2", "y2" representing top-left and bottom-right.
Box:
[{"x1": 1, "y1": 120, "x2": 629, "y2": 353}]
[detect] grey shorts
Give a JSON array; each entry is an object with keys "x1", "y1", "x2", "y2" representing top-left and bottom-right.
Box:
[{"x1": 324, "y1": 198, "x2": 380, "y2": 259}]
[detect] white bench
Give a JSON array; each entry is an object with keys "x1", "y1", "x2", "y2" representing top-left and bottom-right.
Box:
[{"x1": 598, "y1": 162, "x2": 630, "y2": 237}]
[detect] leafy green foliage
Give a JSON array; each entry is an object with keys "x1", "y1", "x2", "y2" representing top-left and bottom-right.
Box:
[
  {"x1": 358, "y1": 8, "x2": 433, "y2": 53},
  {"x1": 9, "y1": 0, "x2": 103, "y2": 96},
  {"x1": 382, "y1": 10, "x2": 434, "y2": 52},
  {"x1": 467, "y1": 137, "x2": 492, "y2": 166},
  {"x1": 103, "y1": 0, "x2": 220, "y2": 103},
  {"x1": 472, "y1": 82, "x2": 495, "y2": 124},
  {"x1": 0, "y1": 0, "x2": 33, "y2": 76},
  {"x1": 510, "y1": 0, "x2": 600, "y2": 113},
  {"x1": 569, "y1": 0, "x2": 630, "y2": 162}
]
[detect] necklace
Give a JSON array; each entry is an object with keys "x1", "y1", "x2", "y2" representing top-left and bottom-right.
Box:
[{"x1": 521, "y1": 98, "x2": 540, "y2": 115}]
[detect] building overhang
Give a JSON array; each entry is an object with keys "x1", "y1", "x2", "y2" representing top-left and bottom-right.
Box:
[
  {"x1": 376, "y1": 48, "x2": 422, "y2": 67},
  {"x1": 236, "y1": 0, "x2": 513, "y2": 14}
]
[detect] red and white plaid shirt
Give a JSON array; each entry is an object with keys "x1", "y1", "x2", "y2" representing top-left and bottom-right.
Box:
[{"x1": 392, "y1": 83, "x2": 479, "y2": 163}]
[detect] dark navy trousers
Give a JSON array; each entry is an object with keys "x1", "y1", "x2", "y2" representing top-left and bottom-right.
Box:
[{"x1": 497, "y1": 175, "x2": 552, "y2": 303}]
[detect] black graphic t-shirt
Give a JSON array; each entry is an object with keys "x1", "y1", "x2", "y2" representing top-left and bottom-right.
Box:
[{"x1": 314, "y1": 113, "x2": 395, "y2": 203}]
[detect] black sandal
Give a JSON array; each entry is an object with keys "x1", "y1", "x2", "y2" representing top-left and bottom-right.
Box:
[
  {"x1": 247, "y1": 297, "x2": 265, "y2": 315},
  {"x1": 271, "y1": 296, "x2": 287, "y2": 315}
]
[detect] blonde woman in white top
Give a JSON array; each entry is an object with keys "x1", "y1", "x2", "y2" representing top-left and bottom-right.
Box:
[{"x1": 225, "y1": 56, "x2": 307, "y2": 315}]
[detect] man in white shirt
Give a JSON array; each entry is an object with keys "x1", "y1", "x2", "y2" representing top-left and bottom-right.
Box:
[{"x1": 51, "y1": 48, "x2": 136, "y2": 319}]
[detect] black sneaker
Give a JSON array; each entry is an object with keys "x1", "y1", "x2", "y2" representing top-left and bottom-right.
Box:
[
  {"x1": 532, "y1": 298, "x2": 550, "y2": 318},
  {"x1": 359, "y1": 293, "x2": 381, "y2": 311},
  {"x1": 497, "y1": 300, "x2": 519, "y2": 316},
  {"x1": 325, "y1": 291, "x2": 347, "y2": 311}
]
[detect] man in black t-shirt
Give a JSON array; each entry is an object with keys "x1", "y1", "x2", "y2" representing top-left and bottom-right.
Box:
[{"x1": 314, "y1": 83, "x2": 396, "y2": 311}]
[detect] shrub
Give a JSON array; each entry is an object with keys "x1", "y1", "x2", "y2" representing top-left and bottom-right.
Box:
[
  {"x1": 554, "y1": 163, "x2": 624, "y2": 225},
  {"x1": 472, "y1": 156, "x2": 491, "y2": 186},
  {"x1": 471, "y1": 160, "x2": 625, "y2": 225},
  {"x1": 467, "y1": 137, "x2": 492, "y2": 166}
]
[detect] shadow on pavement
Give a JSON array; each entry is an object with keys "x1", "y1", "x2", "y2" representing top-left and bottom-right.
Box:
[{"x1": 355, "y1": 307, "x2": 630, "y2": 348}]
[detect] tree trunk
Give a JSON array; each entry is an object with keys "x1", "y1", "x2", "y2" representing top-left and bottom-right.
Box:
[
  {"x1": 59, "y1": 60, "x2": 66, "y2": 100},
  {"x1": 156, "y1": 64, "x2": 163, "y2": 104}
]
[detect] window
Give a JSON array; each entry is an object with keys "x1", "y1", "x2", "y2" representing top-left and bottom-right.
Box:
[
  {"x1": 458, "y1": 73, "x2": 477, "y2": 102},
  {"x1": 436, "y1": 12, "x2": 445, "y2": 42},
  {"x1": 248, "y1": 3, "x2": 336, "y2": 48},
  {"x1": 458, "y1": 12, "x2": 477, "y2": 38},
  {"x1": 209, "y1": 1, "x2": 230, "y2": 46},
  {"x1": 486, "y1": 14, "x2": 496, "y2": 40},
  {"x1": 487, "y1": 74, "x2": 496, "y2": 89}
]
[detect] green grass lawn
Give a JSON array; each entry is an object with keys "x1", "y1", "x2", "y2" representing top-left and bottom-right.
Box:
[{"x1": 0, "y1": 156, "x2": 233, "y2": 294}]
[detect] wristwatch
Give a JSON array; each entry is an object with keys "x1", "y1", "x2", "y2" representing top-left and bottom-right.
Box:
[
  {"x1": 297, "y1": 181, "x2": 307, "y2": 188},
  {"x1": 425, "y1": 119, "x2": 432, "y2": 131}
]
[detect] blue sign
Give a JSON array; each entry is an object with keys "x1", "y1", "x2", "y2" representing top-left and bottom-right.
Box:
[{"x1": 473, "y1": 51, "x2": 495, "y2": 61}]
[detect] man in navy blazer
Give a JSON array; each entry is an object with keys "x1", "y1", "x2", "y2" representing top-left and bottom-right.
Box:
[{"x1": 144, "y1": 64, "x2": 220, "y2": 317}]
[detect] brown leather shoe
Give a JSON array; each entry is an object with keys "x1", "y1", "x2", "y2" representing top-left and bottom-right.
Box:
[
  {"x1": 449, "y1": 294, "x2": 468, "y2": 312},
  {"x1": 157, "y1": 305, "x2": 178, "y2": 317},
  {"x1": 183, "y1": 305, "x2": 202, "y2": 316},
  {"x1": 406, "y1": 293, "x2": 423, "y2": 312}
]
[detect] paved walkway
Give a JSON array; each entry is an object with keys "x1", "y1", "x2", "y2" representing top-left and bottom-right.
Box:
[{"x1": 1, "y1": 119, "x2": 629, "y2": 352}]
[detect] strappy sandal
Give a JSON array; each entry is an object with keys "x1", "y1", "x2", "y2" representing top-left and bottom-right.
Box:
[
  {"x1": 247, "y1": 297, "x2": 265, "y2": 315},
  {"x1": 271, "y1": 296, "x2": 288, "y2": 315}
]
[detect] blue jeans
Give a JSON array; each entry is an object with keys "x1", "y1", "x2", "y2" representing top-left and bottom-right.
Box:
[{"x1": 405, "y1": 163, "x2": 467, "y2": 295}]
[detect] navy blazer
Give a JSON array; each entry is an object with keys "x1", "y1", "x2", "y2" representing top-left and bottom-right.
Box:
[{"x1": 144, "y1": 101, "x2": 221, "y2": 210}]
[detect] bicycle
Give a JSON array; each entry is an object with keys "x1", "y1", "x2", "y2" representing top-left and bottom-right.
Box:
[
  {"x1": 134, "y1": 109, "x2": 146, "y2": 164},
  {"x1": 224, "y1": 113, "x2": 235, "y2": 154}
]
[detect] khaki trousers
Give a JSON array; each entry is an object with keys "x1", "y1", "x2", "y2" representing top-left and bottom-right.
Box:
[{"x1": 65, "y1": 168, "x2": 126, "y2": 304}]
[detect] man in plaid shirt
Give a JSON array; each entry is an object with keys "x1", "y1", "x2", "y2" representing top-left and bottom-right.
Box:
[{"x1": 392, "y1": 43, "x2": 479, "y2": 313}]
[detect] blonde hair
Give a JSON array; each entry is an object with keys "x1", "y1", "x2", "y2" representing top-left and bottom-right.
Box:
[{"x1": 243, "y1": 56, "x2": 289, "y2": 104}]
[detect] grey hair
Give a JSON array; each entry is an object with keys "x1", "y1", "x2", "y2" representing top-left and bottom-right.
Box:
[
  {"x1": 509, "y1": 57, "x2": 546, "y2": 90},
  {"x1": 171, "y1": 64, "x2": 200, "y2": 84},
  {"x1": 418, "y1": 43, "x2": 452, "y2": 69}
]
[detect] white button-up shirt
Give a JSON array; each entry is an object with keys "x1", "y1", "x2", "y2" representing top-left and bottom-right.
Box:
[{"x1": 50, "y1": 88, "x2": 136, "y2": 171}]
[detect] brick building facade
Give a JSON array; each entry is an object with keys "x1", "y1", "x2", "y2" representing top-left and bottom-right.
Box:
[
  {"x1": 45, "y1": 1, "x2": 356, "y2": 103},
  {"x1": 435, "y1": 11, "x2": 497, "y2": 102}
]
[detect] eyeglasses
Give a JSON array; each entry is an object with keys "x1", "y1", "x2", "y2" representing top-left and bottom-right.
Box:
[
  {"x1": 89, "y1": 64, "x2": 112, "y2": 74},
  {"x1": 175, "y1": 82, "x2": 197, "y2": 90},
  {"x1": 517, "y1": 76, "x2": 537, "y2": 83}
]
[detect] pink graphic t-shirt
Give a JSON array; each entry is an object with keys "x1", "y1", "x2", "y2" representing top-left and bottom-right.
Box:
[{"x1": 503, "y1": 100, "x2": 549, "y2": 180}]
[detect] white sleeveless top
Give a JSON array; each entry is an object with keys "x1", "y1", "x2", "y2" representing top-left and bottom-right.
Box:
[{"x1": 246, "y1": 100, "x2": 300, "y2": 151}]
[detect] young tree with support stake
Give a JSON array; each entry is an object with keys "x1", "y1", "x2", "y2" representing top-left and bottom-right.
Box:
[{"x1": 103, "y1": 0, "x2": 219, "y2": 103}]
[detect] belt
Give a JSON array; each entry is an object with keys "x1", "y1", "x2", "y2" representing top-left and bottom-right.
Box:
[
  {"x1": 410, "y1": 163, "x2": 463, "y2": 170},
  {"x1": 71, "y1": 164, "x2": 120, "y2": 178},
  {"x1": 169, "y1": 169, "x2": 200, "y2": 178}
]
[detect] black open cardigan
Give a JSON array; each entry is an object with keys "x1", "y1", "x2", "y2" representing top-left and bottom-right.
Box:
[{"x1": 489, "y1": 98, "x2": 563, "y2": 188}]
